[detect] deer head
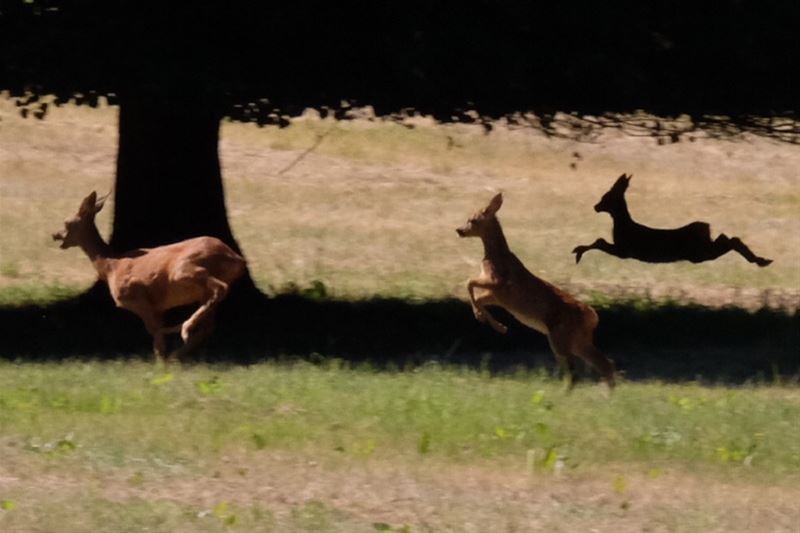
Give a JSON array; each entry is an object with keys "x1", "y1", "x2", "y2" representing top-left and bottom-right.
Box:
[
  {"x1": 52, "y1": 191, "x2": 108, "y2": 249},
  {"x1": 456, "y1": 192, "x2": 504, "y2": 238},
  {"x1": 594, "y1": 174, "x2": 631, "y2": 214}
]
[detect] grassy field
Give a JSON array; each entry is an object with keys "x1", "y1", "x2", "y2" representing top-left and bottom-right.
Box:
[
  {"x1": 0, "y1": 361, "x2": 798, "y2": 532},
  {"x1": 1, "y1": 97, "x2": 798, "y2": 309},
  {"x1": 1, "y1": 98, "x2": 798, "y2": 532}
]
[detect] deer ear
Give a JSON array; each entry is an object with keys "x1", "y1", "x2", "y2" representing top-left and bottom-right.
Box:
[
  {"x1": 78, "y1": 191, "x2": 98, "y2": 216},
  {"x1": 94, "y1": 191, "x2": 110, "y2": 214},
  {"x1": 625, "y1": 174, "x2": 632, "y2": 182},
  {"x1": 485, "y1": 192, "x2": 504, "y2": 215}
]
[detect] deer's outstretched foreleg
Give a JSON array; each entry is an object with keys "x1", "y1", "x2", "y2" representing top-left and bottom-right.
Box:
[
  {"x1": 546, "y1": 332, "x2": 578, "y2": 391},
  {"x1": 572, "y1": 238, "x2": 621, "y2": 263},
  {"x1": 466, "y1": 279, "x2": 508, "y2": 334},
  {"x1": 120, "y1": 297, "x2": 166, "y2": 363}
]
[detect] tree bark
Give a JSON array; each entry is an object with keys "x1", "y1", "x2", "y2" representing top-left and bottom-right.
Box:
[{"x1": 110, "y1": 95, "x2": 242, "y2": 253}]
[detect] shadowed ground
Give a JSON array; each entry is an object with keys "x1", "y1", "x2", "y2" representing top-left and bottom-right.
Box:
[{"x1": 1, "y1": 286, "x2": 796, "y2": 384}]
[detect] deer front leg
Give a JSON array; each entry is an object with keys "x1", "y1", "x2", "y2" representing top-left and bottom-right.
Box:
[
  {"x1": 572, "y1": 238, "x2": 619, "y2": 263},
  {"x1": 466, "y1": 279, "x2": 508, "y2": 334},
  {"x1": 121, "y1": 299, "x2": 166, "y2": 364}
]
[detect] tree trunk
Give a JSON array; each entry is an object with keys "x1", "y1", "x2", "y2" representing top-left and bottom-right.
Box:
[{"x1": 110, "y1": 95, "x2": 241, "y2": 253}]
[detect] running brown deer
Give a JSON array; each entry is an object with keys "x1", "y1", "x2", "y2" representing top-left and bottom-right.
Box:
[
  {"x1": 457, "y1": 193, "x2": 616, "y2": 388},
  {"x1": 52, "y1": 191, "x2": 247, "y2": 361},
  {"x1": 572, "y1": 174, "x2": 772, "y2": 266}
]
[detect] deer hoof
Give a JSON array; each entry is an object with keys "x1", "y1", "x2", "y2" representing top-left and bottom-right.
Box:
[{"x1": 495, "y1": 323, "x2": 508, "y2": 335}]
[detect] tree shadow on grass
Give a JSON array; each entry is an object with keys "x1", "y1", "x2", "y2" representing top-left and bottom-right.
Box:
[{"x1": 1, "y1": 284, "x2": 797, "y2": 384}]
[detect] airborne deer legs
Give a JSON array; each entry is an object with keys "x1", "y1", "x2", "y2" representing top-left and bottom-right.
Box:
[
  {"x1": 704, "y1": 234, "x2": 773, "y2": 266},
  {"x1": 157, "y1": 266, "x2": 230, "y2": 360},
  {"x1": 571, "y1": 238, "x2": 621, "y2": 263},
  {"x1": 467, "y1": 278, "x2": 508, "y2": 334}
]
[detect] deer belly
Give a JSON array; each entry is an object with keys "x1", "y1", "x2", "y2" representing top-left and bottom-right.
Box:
[
  {"x1": 160, "y1": 288, "x2": 205, "y2": 310},
  {"x1": 510, "y1": 311, "x2": 549, "y2": 335}
]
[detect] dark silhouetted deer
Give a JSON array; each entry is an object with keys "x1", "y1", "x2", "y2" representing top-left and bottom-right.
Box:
[
  {"x1": 457, "y1": 193, "x2": 616, "y2": 389},
  {"x1": 572, "y1": 174, "x2": 772, "y2": 266},
  {"x1": 53, "y1": 191, "x2": 247, "y2": 361}
]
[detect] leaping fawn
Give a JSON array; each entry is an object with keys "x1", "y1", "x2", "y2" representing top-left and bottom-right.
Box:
[
  {"x1": 573, "y1": 174, "x2": 772, "y2": 266},
  {"x1": 53, "y1": 191, "x2": 247, "y2": 361},
  {"x1": 457, "y1": 193, "x2": 616, "y2": 389}
]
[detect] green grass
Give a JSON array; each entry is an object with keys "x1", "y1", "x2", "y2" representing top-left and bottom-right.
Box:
[
  {"x1": 0, "y1": 361, "x2": 798, "y2": 531},
  {"x1": 1, "y1": 361, "x2": 796, "y2": 476}
]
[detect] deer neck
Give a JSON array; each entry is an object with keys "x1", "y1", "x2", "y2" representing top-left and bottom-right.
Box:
[
  {"x1": 612, "y1": 197, "x2": 633, "y2": 225},
  {"x1": 480, "y1": 218, "x2": 511, "y2": 261},
  {"x1": 79, "y1": 224, "x2": 115, "y2": 280}
]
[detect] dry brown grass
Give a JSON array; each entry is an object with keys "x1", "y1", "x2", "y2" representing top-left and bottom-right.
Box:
[
  {"x1": 2, "y1": 446, "x2": 799, "y2": 532},
  {"x1": 1, "y1": 97, "x2": 798, "y2": 309}
]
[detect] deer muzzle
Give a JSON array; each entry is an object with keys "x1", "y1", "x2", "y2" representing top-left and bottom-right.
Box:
[{"x1": 52, "y1": 231, "x2": 70, "y2": 248}]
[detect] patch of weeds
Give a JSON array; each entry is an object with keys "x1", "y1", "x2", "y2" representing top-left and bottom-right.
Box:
[
  {"x1": 374, "y1": 523, "x2": 412, "y2": 532},
  {"x1": 637, "y1": 428, "x2": 683, "y2": 449},
  {"x1": 669, "y1": 395, "x2": 697, "y2": 411},
  {"x1": 536, "y1": 446, "x2": 568, "y2": 474},
  {"x1": 251, "y1": 432, "x2": 267, "y2": 450},
  {"x1": 353, "y1": 437, "x2": 377, "y2": 457},
  {"x1": 529, "y1": 389, "x2": 555, "y2": 411},
  {"x1": 127, "y1": 471, "x2": 145, "y2": 487},
  {"x1": 0, "y1": 261, "x2": 21, "y2": 278},
  {"x1": 289, "y1": 500, "x2": 339, "y2": 532},
  {"x1": 25, "y1": 433, "x2": 78, "y2": 455},
  {"x1": 272, "y1": 279, "x2": 330, "y2": 300},
  {"x1": 149, "y1": 373, "x2": 174, "y2": 386},
  {"x1": 195, "y1": 376, "x2": 222, "y2": 395},
  {"x1": 98, "y1": 395, "x2": 122, "y2": 414},
  {"x1": 210, "y1": 501, "x2": 238, "y2": 527},
  {"x1": 417, "y1": 431, "x2": 431, "y2": 454},
  {"x1": 716, "y1": 441, "x2": 758, "y2": 465},
  {"x1": 612, "y1": 475, "x2": 628, "y2": 495}
]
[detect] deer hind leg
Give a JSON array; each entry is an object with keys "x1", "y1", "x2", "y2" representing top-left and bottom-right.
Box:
[
  {"x1": 573, "y1": 343, "x2": 616, "y2": 389},
  {"x1": 711, "y1": 234, "x2": 773, "y2": 267},
  {"x1": 467, "y1": 279, "x2": 508, "y2": 334},
  {"x1": 172, "y1": 310, "x2": 216, "y2": 361},
  {"x1": 171, "y1": 266, "x2": 230, "y2": 357},
  {"x1": 181, "y1": 276, "x2": 228, "y2": 343},
  {"x1": 549, "y1": 323, "x2": 616, "y2": 390}
]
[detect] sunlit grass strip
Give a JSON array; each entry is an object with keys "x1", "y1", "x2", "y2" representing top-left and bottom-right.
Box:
[
  {"x1": 0, "y1": 284, "x2": 84, "y2": 306},
  {"x1": 1, "y1": 361, "x2": 797, "y2": 480}
]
